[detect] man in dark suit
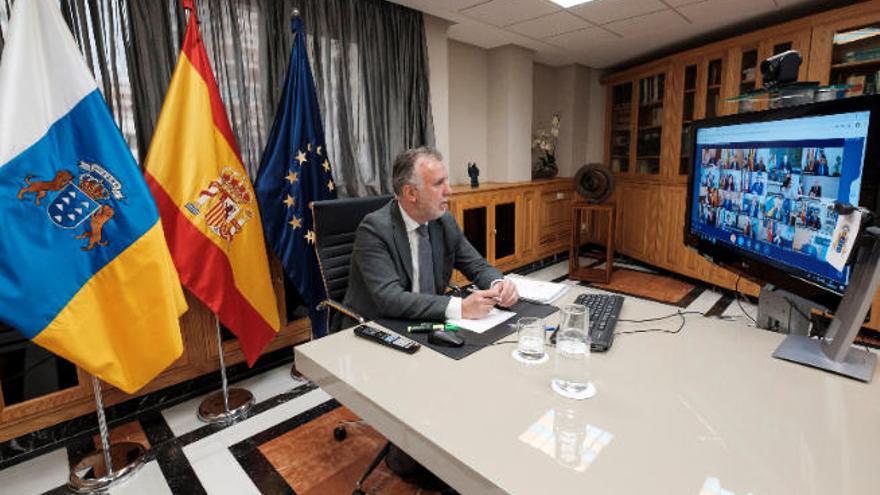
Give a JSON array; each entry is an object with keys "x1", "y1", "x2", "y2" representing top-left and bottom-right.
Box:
[
  {"x1": 344, "y1": 146, "x2": 518, "y2": 323},
  {"x1": 344, "y1": 147, "x2": 518, "y2": 492}
]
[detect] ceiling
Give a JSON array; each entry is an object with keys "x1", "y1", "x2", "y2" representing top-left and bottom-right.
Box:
[{"x1": 388, "y1": 0, "x2": 860, "y2": 69}]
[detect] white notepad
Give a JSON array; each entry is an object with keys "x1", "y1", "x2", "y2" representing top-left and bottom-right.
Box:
[{"x1": 447, "y1": 308, "x2": 516, "y2": 334}]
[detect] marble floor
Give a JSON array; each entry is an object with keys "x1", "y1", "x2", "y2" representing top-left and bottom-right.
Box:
[{"x1": 0, "y1": 257, "x2": 758, "y2": 495}]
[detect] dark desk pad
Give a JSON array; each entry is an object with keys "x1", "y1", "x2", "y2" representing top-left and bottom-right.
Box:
[{"x1": 376, "y1": 300, "x2": 558, "y2": 360}]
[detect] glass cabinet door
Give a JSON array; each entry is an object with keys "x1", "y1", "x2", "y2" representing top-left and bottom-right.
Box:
[
  {"x1": 610, "y1": 82, "x2": 632, "y2": 173},
  {"x1": 636, "y1": 73, "x2": 664, "y2": 174},
  {"x1": 462, "y1": 206, "x2": 487, "y2": 258},
  {"x1": 680, "y1": 64, "x2": 697, "y2": 176},
  {"x1": 829, "y1": 23, "x2": 880, "y2": 97},
  {"x1": 494, "y1": 202, "x2": 516, "y2": 260},
  {"x1": 705, "y1": 58, "x2": 723, "y2": 119},
  {"x1": 738, "y1": 47, "x2": 759, "y2": 113}
]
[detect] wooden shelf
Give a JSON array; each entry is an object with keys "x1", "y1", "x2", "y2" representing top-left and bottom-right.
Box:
[
  {"x1": 639, "y1": 100, "x2": 664, "y2": 107},
  {"x1": 638, "y1": 125, "x2": 662, "y2": 131},
  {"x1": 707, "y1": 84, "x2": 722, "y2": 90},
  {"x1": 637, "y1": 155, "x2": 661, "y2": 159},
  {"x1": 611, "y1": 154, "x2": 629, "y2": 158},
  {"x1": 831, "y1": 57, "x2": 880, "y2": 70}
]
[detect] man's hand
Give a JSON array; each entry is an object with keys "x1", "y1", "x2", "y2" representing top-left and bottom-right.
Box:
[
  {"x1": 461, "y1": 288, "x2": 497, "y2": 319},
  {"x1": 493, "y1": 279, "x2": 519, "y2": 308}
]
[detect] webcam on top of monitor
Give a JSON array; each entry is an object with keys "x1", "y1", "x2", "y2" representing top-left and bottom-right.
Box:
[{"x1": 760, "y1": 50, "x2": 802, "y2": 89}]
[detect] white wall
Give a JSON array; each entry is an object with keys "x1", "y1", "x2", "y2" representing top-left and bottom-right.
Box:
[
  {"x1": 532, "y1": 63, "x2": 606, "y2": 178},
  {"x1": 448, "y1": 40, "x2": 489, "y2": 185},
  {"x1": 440, "y1": 32, "x2": 608, "y2": 184},
  {"x1": 424, "y1": 15, "x2": 450, "y2": 162},
  {"x1": 487, "y1": 45, "x2": 533, "y2": 183}
]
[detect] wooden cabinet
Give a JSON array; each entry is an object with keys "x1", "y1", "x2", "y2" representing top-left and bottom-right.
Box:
[
  {"x1": 454, "y1": 190, "x2": 520, "y2": 271},
  {"x1": 535, "y1": 181, "x2": 575, "y2": 254},
  {"x1": 449, "y1": 179, "x2": 574, "y2": 285}
]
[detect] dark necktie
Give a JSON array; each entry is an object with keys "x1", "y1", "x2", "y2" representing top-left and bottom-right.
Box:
[{"x1": 416, "y1": 224, "x2": 435, "y2": 294}]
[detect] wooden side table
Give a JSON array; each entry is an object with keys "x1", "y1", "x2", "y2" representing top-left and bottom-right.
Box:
[{"x1": 569, "y1": 202, "x2": 615, "y2": 284}]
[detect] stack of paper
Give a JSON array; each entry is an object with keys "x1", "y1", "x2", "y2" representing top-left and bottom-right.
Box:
[{"x1": 505, "y1": 274, "x2": 568, "y2": 304}]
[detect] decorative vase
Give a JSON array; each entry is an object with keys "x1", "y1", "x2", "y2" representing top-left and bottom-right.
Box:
[{"x1": 533, "y1": 153, "x2": 559, "y2": 179}]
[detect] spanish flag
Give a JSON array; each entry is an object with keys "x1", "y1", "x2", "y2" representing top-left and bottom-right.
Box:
[
  {"x1": 0, "y1": 0, "x2": 186, "y2": 394},
  {"x1": 144, "y1": 2, "x2": 280, "y2": 365}
]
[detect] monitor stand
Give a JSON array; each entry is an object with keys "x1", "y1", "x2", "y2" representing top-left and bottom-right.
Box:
[{"x1": 772, "y1": 226, "x2": 880, "y2": 382}]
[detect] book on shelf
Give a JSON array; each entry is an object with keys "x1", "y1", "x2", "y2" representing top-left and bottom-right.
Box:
[
  {"x1": 845, "y1": 74, "x2": 866, "y2": 97},
  {"x1": 639, "y1": 75, "x2": 665, "y2": 105}
]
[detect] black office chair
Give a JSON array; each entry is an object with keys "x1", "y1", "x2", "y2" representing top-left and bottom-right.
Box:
[{"x1": 309, "y1": 194, "x2": 393, "y2": 495}]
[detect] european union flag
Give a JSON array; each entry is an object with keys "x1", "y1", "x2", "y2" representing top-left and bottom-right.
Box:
[{"x1": 256, "y1": 15, "x2": 337, "y2": 338}]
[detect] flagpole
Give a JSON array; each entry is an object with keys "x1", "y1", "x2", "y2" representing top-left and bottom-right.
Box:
[
  {"x1": 67, "y1": 376, "x2": 146, "y2": 493},
  {"x1": 197, "y1": 316, "x2": 255, "y2": 424}
]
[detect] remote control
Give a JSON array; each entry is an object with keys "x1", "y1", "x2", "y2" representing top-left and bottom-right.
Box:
[{"x1": 354, "y1": 325, "x2": 420, "y2": 354}]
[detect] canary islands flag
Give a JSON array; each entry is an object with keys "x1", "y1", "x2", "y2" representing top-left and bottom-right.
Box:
[
  {"x1": 255, "y1": 15, "x2": 337, "y2": 339},
  {"x1": 144, "y1": 1, "x2": 281, "y2": 366},
  {"x1": 0, "y1": 0, "x2": 186, "y2": 394}
]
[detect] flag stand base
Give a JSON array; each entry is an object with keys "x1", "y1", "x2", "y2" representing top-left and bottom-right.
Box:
[
  {"x1": 68, "y1": 441, "x2": 146, "y2": 493},
  {"x1": 197, "y1": 388, "x2": 255, "y2": 424}
]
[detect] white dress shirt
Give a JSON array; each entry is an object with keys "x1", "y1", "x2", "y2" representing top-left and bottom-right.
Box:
[{"x1": 398, "y1": 203, "x2": 462, "y2": 319}]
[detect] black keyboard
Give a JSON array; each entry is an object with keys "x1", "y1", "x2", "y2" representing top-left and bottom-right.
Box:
[{"x1": 574, "y1": 293, "x2": 624, "y2": 352}]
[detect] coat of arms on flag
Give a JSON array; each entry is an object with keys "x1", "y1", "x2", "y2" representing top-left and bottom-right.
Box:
[
  {"x1": 17, "y1": 161, "x2": 124, "y2": 251},
  {"x1": 184, "y1": 168, "x2": 255, "y2": 243}
]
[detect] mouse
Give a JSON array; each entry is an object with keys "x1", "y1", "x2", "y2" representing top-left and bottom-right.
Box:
[{"x1": 428, "y1": 329, "x2": 465, "y2": 348}]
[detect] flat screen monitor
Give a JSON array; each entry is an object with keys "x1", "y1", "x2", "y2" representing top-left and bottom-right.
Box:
[{"x1": 684, "y1": 96, "x2": 880, "y2": 309}]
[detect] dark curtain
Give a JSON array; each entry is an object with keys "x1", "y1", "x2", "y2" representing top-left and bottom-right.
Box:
[
  {"x1": 1, "y1": 0, "x2": 139, "y2": 153},
  {"x1": 125, "y1": 0, "x2": 184, "y2": 165},
  {"x1": 0, "y1": 0, "x2": 10, "y2": 56},
  {"x1": 126, "y1": 0, "x2": 269, "y2": 175},
  {"x1": 2, "y1": 0, "x2": 435, "y2": 191},
  {"x1": 262, "y1": 0, "x2": 435, "y2": 197}
]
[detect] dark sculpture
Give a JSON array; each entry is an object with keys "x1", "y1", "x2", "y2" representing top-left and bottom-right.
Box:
[{"x1": 468, "y1": 162, "x2": 480, "y2": 188}]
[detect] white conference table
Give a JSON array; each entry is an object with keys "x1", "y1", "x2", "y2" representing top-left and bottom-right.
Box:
[{"x1": 295, "y1": 288, "x2": 880, "y2": 494}]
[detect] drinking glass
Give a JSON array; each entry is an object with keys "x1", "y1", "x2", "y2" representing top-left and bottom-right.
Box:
[
  {"x1": 515, "y1": 317, "x2": 545, "y2": 361},
  {"x1": 552, "y1": 304, "x2": 595, "y2": 399}
]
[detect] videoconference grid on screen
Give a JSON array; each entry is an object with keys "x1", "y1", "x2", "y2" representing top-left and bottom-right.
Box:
[{"x1": 690, "y1": 110, "x2": 870, "y2": 293}]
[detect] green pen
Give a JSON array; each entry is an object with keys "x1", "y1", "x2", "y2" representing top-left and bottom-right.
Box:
[
  {"x1": 407, "y1": 323, "x2": 445, "y2": 333},
  {"x1": 444, "y1": 323, "x2": 460, "y2": 332}
]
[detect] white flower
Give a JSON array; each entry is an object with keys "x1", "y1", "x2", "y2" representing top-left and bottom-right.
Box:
[{"x1": 533, "y1": 113, "x2": 560, "y2": 157}]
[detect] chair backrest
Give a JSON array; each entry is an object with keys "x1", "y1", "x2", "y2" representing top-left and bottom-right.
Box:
[{"x1": 311, "y1": 195, "x2": 393, "y2": 302}]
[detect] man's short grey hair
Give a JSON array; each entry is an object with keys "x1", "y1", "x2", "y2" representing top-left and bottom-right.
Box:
[{"x1": 392, "y1": 146, "x2": 443, "y2": 196}]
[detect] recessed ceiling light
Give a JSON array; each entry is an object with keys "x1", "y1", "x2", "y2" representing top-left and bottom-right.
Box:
[{"x1": 548, "y1": 0, "x2": 596, "y2": 8}]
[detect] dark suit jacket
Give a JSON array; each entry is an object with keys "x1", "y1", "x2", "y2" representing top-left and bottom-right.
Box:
[{"x1": 342, "y1": 200, "x2": 502, "y2": 324}]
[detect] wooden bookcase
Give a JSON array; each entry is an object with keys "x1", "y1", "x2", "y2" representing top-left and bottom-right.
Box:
[{"x1": 603, "y1": 1, "x2": 880, "y2": 329}]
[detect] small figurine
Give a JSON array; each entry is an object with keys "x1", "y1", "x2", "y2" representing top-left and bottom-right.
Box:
[{"x1": 467, "y1": 162, "x2": 480, "y2": 188}]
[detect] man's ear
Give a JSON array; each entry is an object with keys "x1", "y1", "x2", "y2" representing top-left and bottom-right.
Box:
[{"x1": 402, "y1": 184, "x2": 418, "y2": 204}]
